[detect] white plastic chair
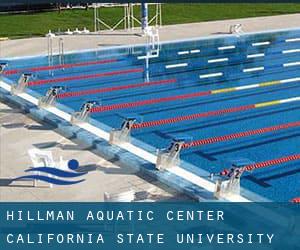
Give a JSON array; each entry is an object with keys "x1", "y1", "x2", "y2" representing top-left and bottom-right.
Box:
[{"x1": 28, "y1": 148, "x2": 63, "y2": 188}]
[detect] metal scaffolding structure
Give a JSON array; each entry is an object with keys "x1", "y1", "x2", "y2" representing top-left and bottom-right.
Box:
[{"x1": 93, "y1": 3, "x2": 162, "y2": 32}]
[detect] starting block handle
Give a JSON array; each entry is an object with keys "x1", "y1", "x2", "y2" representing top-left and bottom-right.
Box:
[
  {"x1": 109, "y1": 117, "x2": 138, "y2": 145},
  {"x1": 0, "y1": 62, "x2": 8, "y2": 74},
  {"x1": 71, "y1": 100, "x2": 99, "y2": 124},
  {"x1": 38, "y1": 86, "x2": 64, "y2": 108},
  {"x1": 11, "y1": 73, "x2": 32, "y2": 95},
  {"x1": 156, "y1": 139, "x2": 185, "y2": 170}
]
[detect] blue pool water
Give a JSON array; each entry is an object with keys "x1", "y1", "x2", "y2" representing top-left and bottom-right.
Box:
[{"x1": 2, "y1": 28, "x2": 300, "y2": 201}]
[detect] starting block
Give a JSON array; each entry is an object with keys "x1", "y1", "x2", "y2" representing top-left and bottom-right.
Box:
[
  {"x1": 156, "y1": 135, "x2": 192, "y2": 170},
  {"x1": 38, "y1": 86, "x2": 65, "y2": 108},
  {"x1": 11, "y1": 73, "x2": 32, "y2": 95},
  {"x1": 71, "y1": 101, "x2": 99, "y2": 124},
  {"x1": 0, "y1": 62, "x2": 7, "y2": 74},
  {"x1": 109, "y1": 114, "x2": 143, "y2": 145},
  {"x1": 214, "y1": 158, "x2": 254, "y2": 199}
]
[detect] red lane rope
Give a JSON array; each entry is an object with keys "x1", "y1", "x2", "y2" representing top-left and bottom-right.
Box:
[
  {"x1": 57, "y1": 78, "x2": 177, "y2": 99},
  {"x1": 131, "y1": 105, "x2": 255, "y2": 129},
  {"x1": 220, "y1": 154, "x2": 300, "y2": 177},
  {"x1": 90, "y1": 90, "x2": 213, "y2": 113},
  {"x1": 242, "y1": 154, "x2": 300, "y2": 172},
  {"x1": 28, "y1": 68, "x2": 143, "y2": 86},
  {"x1": 3, "y1": 59, "x2": 118, "y2": 75},
  {"x1": 182, "y1": 121, "x2": 300, "y2": 148},
  {"x1": 291, "y1": 197, "x2": 300, "y2": 203}
]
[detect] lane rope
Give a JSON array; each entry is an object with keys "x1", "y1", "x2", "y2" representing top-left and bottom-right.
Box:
[
  {"x1": 182, "y1": 121, "x2": 300, "y2": 148},
  {"x1": 90, "y1": 77, "x2": 300, "y2": 113},
  {"x1": 57, "y1": 78, "x2": 177, "y2": 98},
  {"x1": 28, "y1": 68, "x2": 143, "y2": 86},
  {"x1": 291, "y1": 197, "x2": 300, "y2": 203},
  {"x1": 3, "y1": 59, "x2": 118, "y2": 75},
  {"x1": 131, "y1": 96, "x2": 300, "y2": 129},
  {"x1": 241, "y1": 154, "x2": 300, "y2": 172},
  {"x1": 219, "y1": 154, "x2": 300, "y2": 178}
]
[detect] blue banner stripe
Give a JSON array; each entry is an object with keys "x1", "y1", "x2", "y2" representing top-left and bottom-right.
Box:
[
  {"x1": 12, "y1": 175, "x2": 85, "y2": 185},
  {"x1": 25, "y1": 167, "x2": 86, "y2": 178}
]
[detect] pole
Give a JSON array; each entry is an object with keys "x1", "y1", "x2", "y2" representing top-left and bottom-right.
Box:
[{"x1": 141, "y1": 3, "x2": 148, "y2": 32}]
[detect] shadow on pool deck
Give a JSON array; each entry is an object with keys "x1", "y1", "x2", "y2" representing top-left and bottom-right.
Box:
[
  {"x1": 2, "y1": 122, "x2": 53, "y2": 130},
  {"x1": 0, "y1": 178, "x2": 49, "y2": 188}
]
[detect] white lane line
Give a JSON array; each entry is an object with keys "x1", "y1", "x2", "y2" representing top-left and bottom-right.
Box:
[
  {"x1": 137, "y1": 54, "x2": 159, "y2": 60},
  {"x1": 178, "y1": 49, "x2": 201, "y2": 55},
  {"x1": 280, "y1": 97, "x2": 300, "y2": 103},
  {"x1": 252, "y1": 41, "x2": 270, "y2": 46},
  {"x1": 243, "y1": 67, "x2": 264, "y2": 73},
  {"x1": 218, "y1": 45, "x2": 235, "y2": 50},
  {"x1": 285, "y1": 38, "x2": 300, "y2": 43},
  {"x1": 235, "y1": 84, "x2": 260, "y2": 90},
  {"x1": 208, "y1": 58, "x2": 228, "y2": 63},
  {"x1": 247, "y1": 53, "x2": 265, "y2": 58},
  {"x1": 281, "y1": 77, "x2": 300, "y2": 83},
  {"x1": 190, "y1": 49, "x2": 201, "y2": 54},
  {"x1": 283, "y1": 61, "x2": 300, "y2": 67},
  {"x1": 178, "y1": 51, "x2": 189, "y2": 55},
  {"x1": 166, "y1": 63, "x2": 188, "y2": 69},
  {"x1": 200, "y1": 72, "x2": 223, "y2": 79},
  {"x1": 282, "y1": 49, "x2": 300, "y2": 54}
]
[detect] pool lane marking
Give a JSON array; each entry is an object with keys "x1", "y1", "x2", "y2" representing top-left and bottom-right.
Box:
[
  {"x1": 252, "y1": 41, "x2": 270, "y2": 46},
  {"x1": 190, "y1": 49, "x2": 201, "y2": 54},
  {"x1": 243, "y1": 67, "x2": 264, "y2": 73},
  {"x1": 177, "y1": 51, "x2": 190, "y2": 55},
  {"x1": 247, "y1": 53, "x2": 265, "y2": 58},
  {"x1": 137, "y1": 54, "x2": 159, "y2": 60},
  {"x1": 199, "y1": 72, "x2": 223, "y2": 79},
  {"x1": 165, "y1": 63, "x2": 188, "y2": 69},
  {"x1": 90, "y1": 77, "x2": 300, "y2": 113},
  {"x1": 182, "y1": 121, "x2": 300, "y2": 148},
  {"x1": 3, "y1": 59, "x2": 118, "y2": 75},
  {"x1": 282, "y1": 49, "x2": 300, "y2": 54},
  {"x1": 177, "y1": 49, "x2": 201, "y2": 55},
  {"x1": 57, "y1": 78, "x2": 177, "y2": 99},
  {"x1": 218, "y1": 45, "x2": 235, "y2": 50},
  {"x1": 27, "y1": 68, "x2": 144, "y2": 86},
  {"x1": 0, "y1": 79, "x2": 251, "y2": 202},
  {"x1": 285, "y1": 38, "x2": 300, "y2": 43},
  {"x1": 131, "y1": 96, "x2": 300, "y2": 129},
  {"x1": 283, "y1": 61, "x2": 300, "y2": 67},
  {"x1": 208, "y1": 58, "x2": 228, "y2": 63}
]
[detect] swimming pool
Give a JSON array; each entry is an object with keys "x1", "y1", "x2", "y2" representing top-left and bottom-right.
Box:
[{"x1": 1, "y1": 28, "x2": 300, "y2": 202}]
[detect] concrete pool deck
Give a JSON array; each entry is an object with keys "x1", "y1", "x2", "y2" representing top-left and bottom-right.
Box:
[{"x1": 0, "y1": 14, "x2": 299, "y2": 201}]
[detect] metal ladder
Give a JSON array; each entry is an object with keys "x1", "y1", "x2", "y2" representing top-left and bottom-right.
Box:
[
  {"x1": 144, "y1": 27, "x2": 160, "y2": 81},
  {"x1": 58, "y1": 38, "x2": 65, "y2": 69},
  {"x1": 47, "y1": 36, "x2": 54, "y2": 75},
  {"x1": 47, "y1": 36, "x2": 65, "y2": 75}
]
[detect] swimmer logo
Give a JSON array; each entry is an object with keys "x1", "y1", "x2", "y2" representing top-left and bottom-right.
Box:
[{"x1": 13, "y1": 159, "x2": 86, "y2": 185}]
